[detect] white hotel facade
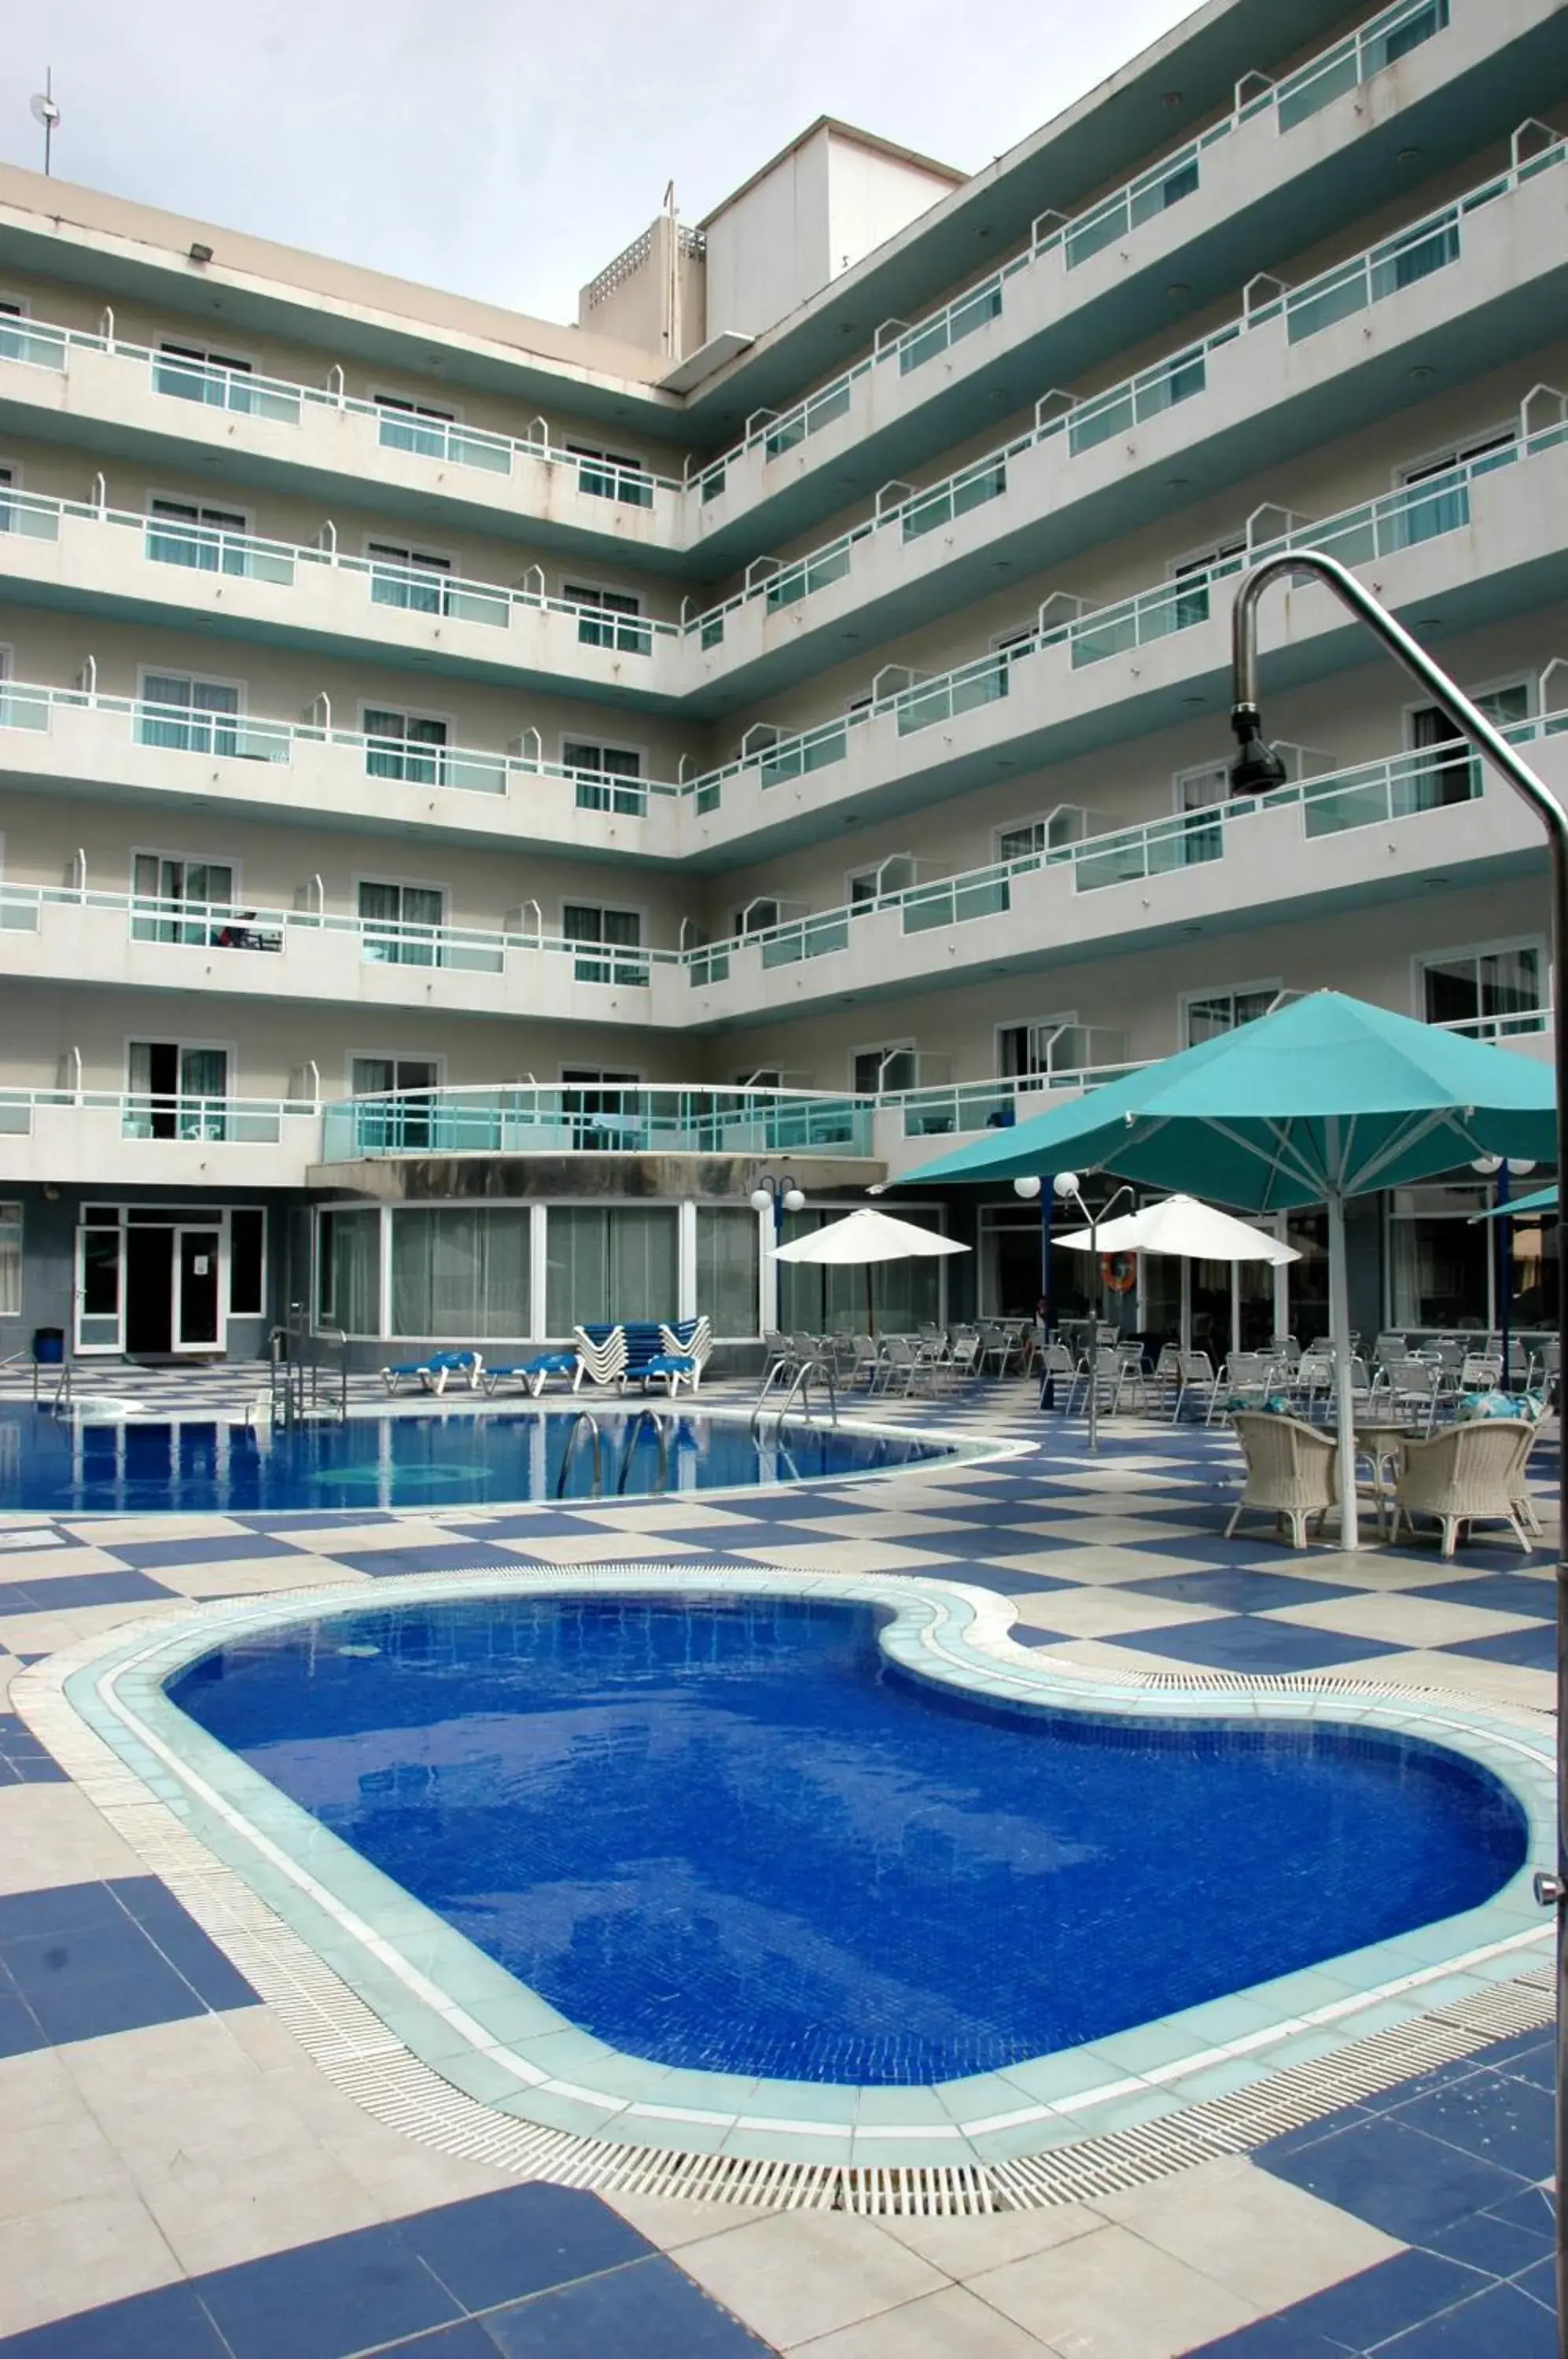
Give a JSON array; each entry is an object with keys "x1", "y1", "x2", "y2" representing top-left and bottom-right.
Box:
[{"x1": 0, "y1": 0, "x2": 1564, "y2": 1364}]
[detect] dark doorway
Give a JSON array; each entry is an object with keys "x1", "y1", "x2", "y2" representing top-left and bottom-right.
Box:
[{"x1": 125, "y1": 1226, "x2": 175, "y2": 1355}]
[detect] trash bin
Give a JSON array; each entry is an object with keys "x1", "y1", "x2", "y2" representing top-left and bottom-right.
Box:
[{"x1": 31, "y1": 1327, "x2": 64, "y2": 1365}]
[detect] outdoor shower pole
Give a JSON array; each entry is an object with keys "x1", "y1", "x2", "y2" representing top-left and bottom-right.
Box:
[{"x1": 1231, "y1": 547, "x2": 1568, "y2": 2354}]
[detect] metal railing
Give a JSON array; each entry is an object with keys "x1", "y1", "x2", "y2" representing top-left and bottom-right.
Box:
[
  {"x1": 319, "y1": 1084, "x2": 875, "y2": 1160},
  {"x1": 0, "y1": 314, "x2": 677, "y2": 506},
  {"x1": 684, "y1": 131, "x2": 1568, "y2": 649},
  {"x1": 0, "y1": 1086, "x2": 318, "y2": 1143},
  {"x1": 0, "y1": 488, "x2": 679, "y2": 657},
  {"x1": 690, "y1": 0, "x2": 1451, "y2": 500}
]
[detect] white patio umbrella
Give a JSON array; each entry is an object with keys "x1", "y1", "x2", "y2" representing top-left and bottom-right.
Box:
[
  {"x1": 768, "y1": 1206, "x2": 970, "y2": 1338},
  {"x1": 1055, "y1": 1194, "x2": 1301, "y2": 1265}
]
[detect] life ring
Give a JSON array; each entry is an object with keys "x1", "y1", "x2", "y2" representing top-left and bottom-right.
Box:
[{"x1": 1100, "y1": 1252, "x2": 1137, "y2": 1294}]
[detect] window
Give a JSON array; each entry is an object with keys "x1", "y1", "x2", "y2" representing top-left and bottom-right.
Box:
[
  {"x1": 1174, "y1": 762, "x2": 1230, "y2": 860},
  {"x1": 1406, "y1": 681, "x2": 1529, "y2": 809},
  {"x1": 562, "y1": 738, "x2": 644, "y2": 815},
  {"x1": 359, "y1": 880, "x2": 444, "y2": 966},
  {"x1": 131, "y1": 854, "x2": 236, "y2": 945},
  {"x1": 317, "y1": 1207, "x2": 381, "y2": 1334},
  {"x1": 562, "y1": 903, "x2": 646, "y2": 985},
  {"x1": 390, "y1": 1205, "x2": 530, "y2": 1338},
  {"x1": 999, "y1": 1022, "x2": 1055, "y2": 1080},
  {"x1": 352, "y1": 1057, "x2": 440, "y2": 1149},
  {"x1": 567, "y1": 443, "x2": 653, "y2": 509},
  {"x1": 731, "y1": 900, "x2": 780, "y2": 937},
  {"x1": 696, "y1": 1206, "x2": 760, "y2": 1336},
  {"x1": 154, "y1": 342, "x2": 255, "y2": 408},
  {"x1": 147, "y1": 498, "x2": 248, "y2": 572},
  {"x1": 369, "y1": 539, "x2": 452, "y2": 613},
  {"x1": 852, "y1": 1045, "x2": 916, "y2": 1095},
  {"x1": 545, "y1": 1205, "x2": 678, "y2": 1331},
  {"x1": 364, "y1": 707, "x2": 448, "y2": 785},
  {"x1": 374, "y1": 393, "x2": 456, "y2": 458},
  {"x1": 1388, "y1": 1185, "x2": 1491, "y2": 1330},
  {"x1": 561, "y1": 1069, "x2": 640, "y2": 1140},
  {"x1": 137, "y1": 672, "x2": 241, "y2": 756},
  {"x1": 565, "y1": 582, "x2": 650, "y2": 655},
  {"x1": 1183, "y1": 984, "x2": 1279, "y2": 1046},
  {"x1": 0, "y1": 1202, "x2": 20, "y2": 1316},
  {"x1": 996, "y1": 820, "x2": 1049, "y2": 863},
  {"x1": 1419, "y1": 942, "x2": 1544, "y2": 1039},
  {"x1": 1393, "y1": 429, "x2": 1514, "y2": 547},
  {"x1": 1170, "y1": 535, "x2": 1246, "y2": 631},
  {"x1": 127, "y1": 1043, "x2": 230, "y2": 1139},
  {"x1": 228, "y1": 1209, "x2": 265, "y2": 1317}
]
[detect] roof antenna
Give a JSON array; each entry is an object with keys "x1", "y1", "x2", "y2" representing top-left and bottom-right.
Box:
[{"x1": 30, "y1": 71, "x2": 60, "y2": 176}]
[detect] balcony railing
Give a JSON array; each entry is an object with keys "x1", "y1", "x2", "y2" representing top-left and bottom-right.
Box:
[
  {"x1": 0, "y1": 880, "x2": 678, "y2": 988},
  {"x1": 690, "y1": 0, "x2": 1452, "y2": 500},
  {"x1": 0, "y1": 315, "x2": 679, "y2": 506},
  {"x1": 0, "y1": 491, "x2": 679, "y2": 661},
  {"x1": 0, "y1": 1087, "x2": 314, "y2": 1143},
  {"x1": 685, "y1": 131, "x2": 1566, "y2": 651},
  {"x1": 320, "y1": 1084, "x2": 874, "y2": 1160},
  {"x1": 0, "y1": 679, "x2": 684, "y2": 817}
]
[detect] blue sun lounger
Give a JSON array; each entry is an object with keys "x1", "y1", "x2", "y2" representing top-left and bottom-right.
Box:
[
  {"x1": 483, "y1": 1351, "x2": 581, "y2": 1397},
  {"x1": 381, "y1": 1349, "x2": 483, "y2": 1396}
]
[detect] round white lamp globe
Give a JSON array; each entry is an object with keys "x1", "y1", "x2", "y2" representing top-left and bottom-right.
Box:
[
  {"x1": 783, "y1": 1186, "x2": 806, "y2": 1211},
  {"x1": 749, "y1": 1187, "x2": 772, "y2": 1212},
  {"x1": 1053, "y1": 1171, "x2": 1080, "y2": 1199},
  {"x1": 1012, "y1": 1175, "x2": 1042, "y2": 1201},
  {"x1": 1470, "y1": 1154, "x2": 1503, "y2": 1177},
  {"x1": 1507, "y1": 1158, "x2": 1537, "y2": 1178}
]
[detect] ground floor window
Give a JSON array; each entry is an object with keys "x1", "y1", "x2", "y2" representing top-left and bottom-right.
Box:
[
  {"x1": 696, "y1": 1208, "x2": 760, "y2": 1338},
  {"x1": 778, "y1": 1206, "x2": 946, "y2": 1333},
  {"x1": 390, "y1": 1207, "x2": 530, "y2": 1338},
  {"x1": 1387, "y1": 1186, "x2": 1490, "y2": 1330},
  {"x1": 0, "y1": 1202, "x2": 20, "y2": 1316},
  {"x1": 318, "y1": 1208, "x2": 381, "y2": 1336},
  {"x1": 545, "y1": 1207, "x2": 678, "y2": 1332}
]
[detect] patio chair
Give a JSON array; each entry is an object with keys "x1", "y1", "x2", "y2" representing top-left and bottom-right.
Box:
[
  {"x1": 1036, "y1": 1339, "x2": 1076, "y2": 1408},
  {"x1": 1390, "y1": 1419, "x2": 1536, "y2": 1556},
  {"x1": 1457, "y1": 1352, "x2": 1502, "y2": 1393},
  {"x1": 1371, "y1": 1331, "x2": 1408, "y2": 1367},
  {"x1": 940, "y1": 1331, "x2": 983, "y2": 1389},
  {"x1": 1172, "y1": 1350, "x2": 1220, "y2": 1424},
  {"x1": 381, "y1": 1349, "x2": 483, "y2": 1396},
  {"x1": 871, "y1": 1336, "x2": 922, "y2": 1396},
  {"x1": 1290, "y1": 1349, "x2": 1335, "y2": 1414},
  {"x1": 1209, "y1": 1349, "x2": 1278, "y2": 1425},
  {"x1": 1066, "y1": 1344, "x2": 1125, "y2": 1419},
  {"x1": 1379, "y1": 1357, "x2": 1448, "y2": 1437},
  {"x1": 483, "y1": 1350, "x2": 580, "y2": 1397},
  {"x1": 1225, "y1": 1411, "x2": 1339, "y2": 1549}
]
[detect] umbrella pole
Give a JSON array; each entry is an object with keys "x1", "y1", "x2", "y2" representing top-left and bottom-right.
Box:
[
  {"x1": 1326, "y1": 1193, "x2": 1359, "y2": 1551},
  {"x1": 866, "y1": 1261, "x2": 876, "y2": 1344}
]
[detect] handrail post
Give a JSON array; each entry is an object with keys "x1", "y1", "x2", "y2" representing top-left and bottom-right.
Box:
[{"x1": 1232, "y1": 545, "x2": 1568, "y2": 2358}]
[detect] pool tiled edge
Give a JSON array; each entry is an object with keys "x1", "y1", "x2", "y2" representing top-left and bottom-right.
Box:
[{"x1": 13, "y1": 1563, "x2": 1555, "y2": 2183}]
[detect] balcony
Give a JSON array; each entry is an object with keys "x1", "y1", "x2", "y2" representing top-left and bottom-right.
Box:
[
  {"x1": 680, "y1": 134, "x2": 1568, "y2": 705},
  {"x1": 685, "y1": 414, "x2": 1568, "y2": 854},
  {"x1": 0, "y1": 1090, "x2": 322, "y2": 1187},
  {"x1": 318, "y1": 1084, "x2": 875, "y2": 1163},
  {"x1": 0, "y1": 883, "x2": 689, "y2": 1027},
  {"x1": 0, "y1": 315, "x2": 686, "y2": 565},
  {"x1": 686, "y1": 0, "x2": 1562, "y2": 562},
  {"x1": 0, "y1": 682, "x2": 686, "y2": 861},
  {"x1": 0, "y1": 496, "x2": 686, "y2": 708}
]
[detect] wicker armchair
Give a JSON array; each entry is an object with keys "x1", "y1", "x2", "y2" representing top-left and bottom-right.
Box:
[
  {"x1": 1226, "y1": 1412, "x2": 1339, "y2": 1549},
  {"x1": 1390, "y1": 1419, "x2": 1535, "y2": 1557}
]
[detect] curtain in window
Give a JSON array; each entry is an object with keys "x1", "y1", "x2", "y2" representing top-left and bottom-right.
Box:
[
  {"x1": 695, "y1": 1208, "x2": 759, "y2": 1336},
  {"x1": 545, "y1": 1207, "x2": 677, "y2": 1332},
  {"x1": 390, "y1": 1207, "x2": 529, "y2": 1338},
  {"x1": 319, "y1": 1209, "x2": 381, "y2": 1334}
]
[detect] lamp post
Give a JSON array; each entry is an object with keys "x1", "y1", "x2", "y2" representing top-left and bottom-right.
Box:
[
  {"x1": 751, "y1": 1168, "x2": 805, "y2": 1332},
  {"x1": 1016, "y1": 1170, "x2": 1134, "y2": 1452},
  {"x1": 1473, "y1": 1154, "x2": 1537, "y2": 1382},
  {"x1": 1231, "y1": 546, "x2": 1568, "y2": 2350}
]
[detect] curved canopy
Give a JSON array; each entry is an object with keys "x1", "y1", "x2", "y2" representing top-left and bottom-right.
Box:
[
  {"x1": 769, "y1": 1206, "x2": 970, "y2": 1264},
  {"x1": 1056, "y1": 1194, "x2": 1300, "y2": 1264},
  {"x1": 896, "y1": 993, "x2": 1555, "y2": 1210}
]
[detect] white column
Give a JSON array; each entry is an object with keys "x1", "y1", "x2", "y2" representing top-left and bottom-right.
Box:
[
  {"x1": 1327, "y1": 1190, "x2": 1358, "y2": 1549},
  {"x1": 529, "y1": 1203, "x2": 549, "y2": 1341},
  {"x1": 677, "y1": 1199, "x2": 698, "y2": 1322},
  {"x1": 760, "y1": 1205, "x2": 778, "y2": 1334}
]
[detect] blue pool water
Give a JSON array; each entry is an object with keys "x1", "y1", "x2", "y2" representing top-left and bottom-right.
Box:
[
  {"x1": 169, "y1": 1593, "x2": 1529, "y2": 2085},
  {"x1": 0, "y1": 1404, "x2": 949, "y2": 1515}
]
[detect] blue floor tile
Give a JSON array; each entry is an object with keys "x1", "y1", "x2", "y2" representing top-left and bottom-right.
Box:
[
  {"x1": 0, "y1": 2281, "x2": 232, "y2": 2356},
  {"x1": 0, "y1": 1572, "x2": 174, "y2": 1614},
  {"x1": 1279, "y1": 2250, "x2": 1493, "y2": 2352},
  {"x1": 106, "y1": 1533, "x2": 302, "y2": 1568},
  {"x1": 394, "y1": 2328, "x2": 505, "y2": 2358},
  {"x1": 1375, "y1": 2277, "x2": 1556, "y2": 2355},
  {"x1": 1386, "y1": 2069, "x2": 1555, "y2": 2182},
  {"x1": 0, "y1": 1880, "x2": 134, "y2": 1943},
  {"x1": 197, "y1": 2224, "x2": 460, "y2": 2359},
  {"x1": 1440, "y1": 1623, "x2": 1557, "y2": 1669},
  {"x1": 1118, "y1": 1567, "x2": 1352, "y2": 1612},
  {"x1": 1259, "y1": 2114, "x2": 1533, "y2": 2242},
  {"x1": 333, "y1": 1544, "x2": 537, "y2": 1578},
  {"x1": 480, "y1": 2255, "x2": 775, "y2": 2357},
  {"x1": 1102, "y1": 1615, "x2": 1401, "y2": 1673},
  {"x1": 1402, "y1": 1575, "x2": 1554, "y2": 1617},
  {"x1": 1420, "y1": 2206, "x2": 1555, "y2": 2280},
  {"x1": 1181, "y1": 2313, "x2": 1359, "y2": 2357},
  {"x1": 401, "y1": 2186, "x2": 652, "y2": 2311}
]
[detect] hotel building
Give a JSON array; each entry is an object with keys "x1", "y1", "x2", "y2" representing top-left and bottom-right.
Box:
[{"x1": 0, "y1": 0, "x2": 1564, "y2": 1364}]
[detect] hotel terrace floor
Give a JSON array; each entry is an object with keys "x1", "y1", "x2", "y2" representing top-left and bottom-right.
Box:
[{"x1": 0, "y1": 1365, "x2": 1555, "y2": 2359}]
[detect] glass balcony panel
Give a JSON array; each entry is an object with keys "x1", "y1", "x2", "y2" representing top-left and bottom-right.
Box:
[
  {"x1": 446, "y1": 583, "x2": 509, "y2": 627},
  {"x1": 444, "y1": 751, "x2": 506, "y2": 795},
  {"x1": 0, "y1": 318, "x2": 66, "y2": 369},
  {"x1": 701, "y1": 616, "x2": 725, "y2": 649},
  {"x1": 760, "y1": 932, "x2": 804, "y2": 970},
  {"x1": 1065, "y1": 204, "x2": 1127, "y2": 270},
  {"x1": 0, "y1": 686, "x2": 49, "y2": 731},
  {"x1": 0, "y1": 493, "x2": 57, "y2": 542},
  {"x1": 1128, "y1": 156, "x2": 1198, "y2": 229},
  {"x1": 764, "y1": 415, "x2": 805, "y2": 458},
  {"x1": 1068, "y1": 392, "x2": 1132, "y2": 455}
]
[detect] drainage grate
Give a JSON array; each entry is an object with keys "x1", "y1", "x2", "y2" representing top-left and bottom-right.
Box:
[{"x1": 9, "y1": 1567, "x2": 1555, "y2": 2217}]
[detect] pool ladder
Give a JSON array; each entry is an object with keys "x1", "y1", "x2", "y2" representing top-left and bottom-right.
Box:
[
  {"x1": 555, "y1": 1409, "x2": 603, "y2": 1499},
  {"x1": 555, "y1": 1406, "x2": 673, "y2": 1500},
  {"x1": 264, "y1": 1320, "x2": 348, "y2": 1428},
  {"x1": 752, "y1": 1353, "x2": 837, "y2": 1433}
]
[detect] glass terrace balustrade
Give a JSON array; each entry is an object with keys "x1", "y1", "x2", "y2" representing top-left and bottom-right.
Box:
[{"x1": 320, "y1": 1088, "x2": 874, "y2": 1160}]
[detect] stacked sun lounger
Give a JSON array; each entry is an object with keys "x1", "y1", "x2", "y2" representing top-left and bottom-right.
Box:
[{"x1": 575, "y1": 1318, "x2": 712, "y2": 1393}]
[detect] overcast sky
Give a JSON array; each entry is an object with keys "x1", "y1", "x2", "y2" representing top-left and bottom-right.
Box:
[{"x1": 1, "y1": 0, "x2": 1198, "y2": 325}]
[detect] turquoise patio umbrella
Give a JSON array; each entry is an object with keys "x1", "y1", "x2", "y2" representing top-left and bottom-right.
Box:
[
  {"x1": 895, "y1": 992, "x2": 1555, "y2": 1546},
  {"x1": 1474, "y1": 1182, "x2": 1559, "y2": 1218}
]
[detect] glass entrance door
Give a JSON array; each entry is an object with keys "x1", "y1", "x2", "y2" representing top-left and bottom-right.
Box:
[{"x1": 175, "y1": 1229, "x2": 223, "y2": 1351}]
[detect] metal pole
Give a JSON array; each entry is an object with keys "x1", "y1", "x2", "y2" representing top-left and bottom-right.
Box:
[
  {"x1": 1232, "y1": 547, "x2": 1568, "y2": 2353},
  {"x1": 1498, "y1": 1162, "x2": 1512, "y2": 1386},
  {"x1": 1087, "y1": 1205, "x2": 1099, "y2": 1456}
]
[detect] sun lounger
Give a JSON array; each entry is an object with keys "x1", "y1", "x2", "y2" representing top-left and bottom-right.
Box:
[
  {"x1": 381, "y1": 1349, "x2": 483, "y2": 1396},
  {"x1": 482, "y1": 1351, "x2": 582, "y2": 1397}
]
